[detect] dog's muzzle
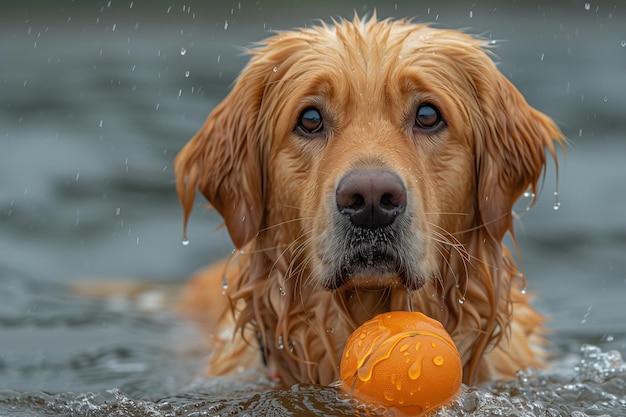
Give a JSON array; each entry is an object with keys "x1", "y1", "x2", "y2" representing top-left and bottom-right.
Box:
[{"x1": 326, "y1": 169, "x2": 422, "y2": 290}]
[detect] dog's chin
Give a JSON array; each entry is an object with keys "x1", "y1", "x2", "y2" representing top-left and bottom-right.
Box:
[
  {"x1": 324, "y1": 264, "x2": 425, "y2": 291},
  {"x1": 320, "y1": 222, "x2": 428, "y2": 291}
]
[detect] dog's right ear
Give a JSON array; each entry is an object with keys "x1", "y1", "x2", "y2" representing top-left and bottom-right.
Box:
[{"x1": 174, "y1": 67, "x2": 267, "y2": 249}]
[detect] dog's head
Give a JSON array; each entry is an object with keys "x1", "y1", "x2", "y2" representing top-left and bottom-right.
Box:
[{"x1": 175, "y1": 15, "x2": 564, "y2": 295}]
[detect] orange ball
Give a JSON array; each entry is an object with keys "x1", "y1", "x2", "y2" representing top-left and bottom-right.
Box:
[{"x1": 340, "y1": 311, "x2": 462, "y2": 416}]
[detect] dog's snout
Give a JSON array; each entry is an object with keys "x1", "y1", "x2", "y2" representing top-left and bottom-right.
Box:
[{"x1": 336, "y1": 169, "x2": 407, "y2": 229}]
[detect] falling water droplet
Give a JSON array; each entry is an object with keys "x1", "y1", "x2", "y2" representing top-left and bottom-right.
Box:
[
  {"x1": 181, "y1": 238, "x2": 190, "y2": 246},
  {"x1": 553, "y1": 191, "x2": 561, "y2": 211},
  {"x1": 222, "y1": 275, "x2": 228, "y2": 290},
  {"x1": 276, "y1": 336, "x2": 285, "y2": 350},
  {"x1": 621, "y1": 40, "x2": 626, "y2": 47},
  {"x1": 180, "y1": 47, "x2": 187, "y2": 55},
  {"x1": 521, "y1": 287, "x2": 527, "y2": 295},
  {"x1": 185, "y1": 70, "x2": 190, "y2": 77},
  {"x1": 581, "y1": 305, "x2": 592, "y2": 324},
  {"x1": 584, "y1": 2, "x2": 590, "y2": 10},
  {"x1": 602, "y1": 334, "x2": 615, "y2": 342}
]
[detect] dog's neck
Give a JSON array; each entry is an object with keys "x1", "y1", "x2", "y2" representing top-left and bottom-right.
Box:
[{"x1": 332, "y1": 285, "x2": 414, "y2": 327}]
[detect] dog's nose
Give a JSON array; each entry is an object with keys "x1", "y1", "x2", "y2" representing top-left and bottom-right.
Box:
[{"x1": 336, "y1": 169, "x2": 407, "y2": 229}]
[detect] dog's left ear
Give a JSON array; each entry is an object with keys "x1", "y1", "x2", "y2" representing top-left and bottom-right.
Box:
[
  {"x1": 475, "y1": 68, "x2": 566, "y2": 241},
  {"x1": 174, "y1": 64, "x2": 267, "y2": 249}
]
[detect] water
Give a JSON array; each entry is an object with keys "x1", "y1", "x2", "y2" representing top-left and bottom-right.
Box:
[{"x1": 2, "y1": 1, "x2": 626, "y2": 416}]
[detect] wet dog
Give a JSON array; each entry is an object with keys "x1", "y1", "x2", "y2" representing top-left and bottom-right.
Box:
[{"x1": 175, "y1": 15, "x2": 565, "y2": 386}]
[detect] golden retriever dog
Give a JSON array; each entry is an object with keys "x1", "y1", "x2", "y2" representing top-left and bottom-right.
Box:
[{"x1": 174, "y1": 15, "x2": 565, "y2": 387}]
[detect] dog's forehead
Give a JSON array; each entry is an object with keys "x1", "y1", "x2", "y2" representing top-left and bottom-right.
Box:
[
  {"x1": 256, "y1": 18, "x2": 490, "y2": 83},
  {"x1": 317, "y1": 20, "x2": 479, "y2": 56}
]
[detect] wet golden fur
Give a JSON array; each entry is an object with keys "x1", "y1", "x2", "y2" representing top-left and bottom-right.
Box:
[{"x1": 174, "y1": 15, "x2": 565, "y2": 386}]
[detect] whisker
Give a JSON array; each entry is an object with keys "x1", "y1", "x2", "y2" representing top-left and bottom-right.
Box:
[
  {"x1": 239, "y1": 243, "x2": 287, "y2": 255},
  {"x1": 288, "y1": 234, "x2": 315, "y2": 283},
  {"x1": 241, "y1": 215, "x2": 315, "y2": 256},
  {"x1": 268, "y1": 229, "x2": 314, "y2": 282},
  {"x1": 431, "y1": 241, "x2": 460, "y2": 302},
  {"x1": 428, "y1": 226, "x2": 469, "y2": 256},
  {"x1": 427, "y1": 222, "x2": 478, "y2": 264},
  {"x1": 422, "y1": 211, "x2": 469, "y2": 217},
  {"x1": 423, "y1": 207, "x2": 514, "y2": 237},
  {"x1": 256, "y1": 216, "x2": 315, "y2": 233},
  {"x1": 426, "y1": 224, "x2": 474, "y2": 301},
  {"x1": 450, "y1": 210, "x2": 512, "y2": 236},
  {"x1": 271, "y1": 203, "x2": 318, "y2": 214}
]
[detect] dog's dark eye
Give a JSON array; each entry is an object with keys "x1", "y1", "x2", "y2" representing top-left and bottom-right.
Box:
[
  {"x1": 297, "y1": 107, "x2": 323, "y2": 134},
  {"x1": 415, "y1": 103, "x2": 443, "y2": 130}
]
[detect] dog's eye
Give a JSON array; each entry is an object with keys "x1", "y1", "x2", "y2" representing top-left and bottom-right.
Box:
[
  {"x1": 297, "y1": 107, "x2": 324, "y2": 134},
  {"x1": 415, "y1": 104, "x2": 443, "y2": 130}
]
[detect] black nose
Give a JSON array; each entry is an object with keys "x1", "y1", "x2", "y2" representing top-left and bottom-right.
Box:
[{"x1": 335, "y1": 169, "x2": 407, "y2": 229}]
